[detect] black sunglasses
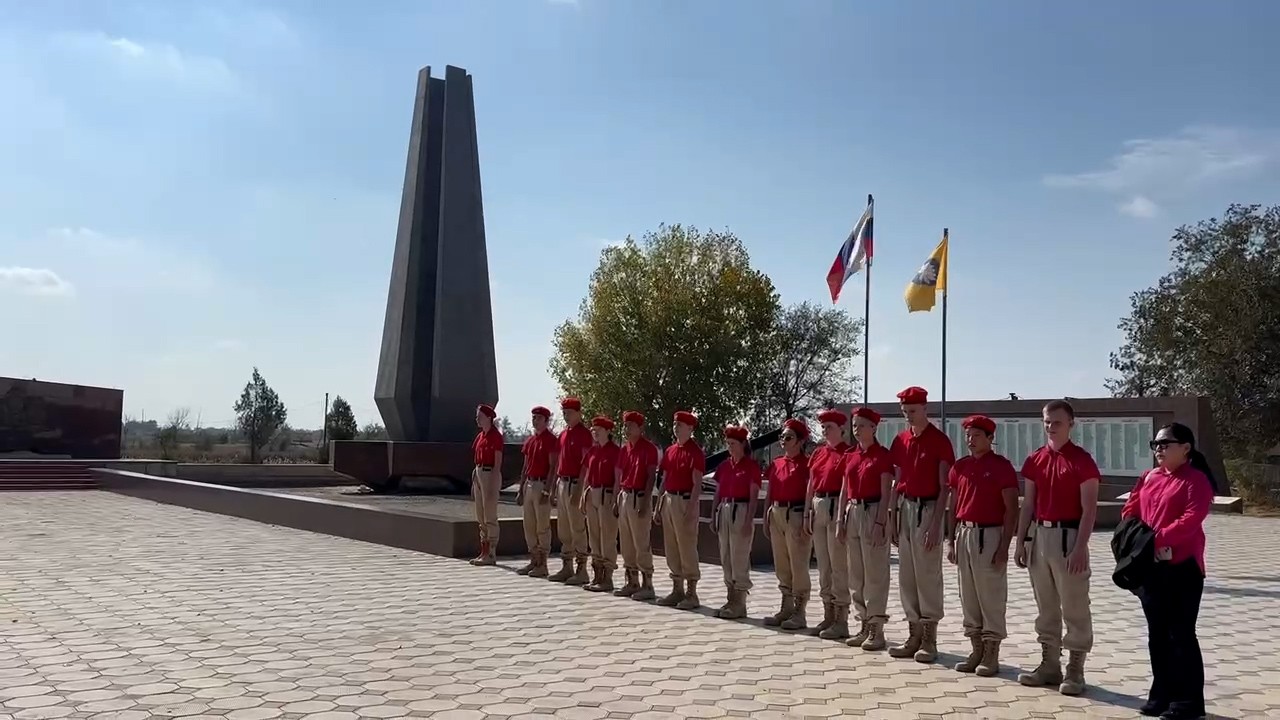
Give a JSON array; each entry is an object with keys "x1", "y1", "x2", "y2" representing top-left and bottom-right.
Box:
[{"x1": 1149, "y1": 438, "x2": 1184, "y2": 451}]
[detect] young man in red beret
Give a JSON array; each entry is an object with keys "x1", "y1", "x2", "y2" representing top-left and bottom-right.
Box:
[
  {"x1": 1015, "y1": 399, "x2": 1101, "y2": 695},
  {"x1": 764, "y1": 418, "x2": 814, "y2": 630},
  {"x1": 656, "y1": 410, "x2": 706, "y2": 610},
  {"x1": 550, "y1": 398, "x2": 593, "y2": 585},
  {"x1": 517, "y1": 406, "x2": 559, "y2": 578},
  {"x1": 581, "y1": 415, "x2": 622, "y2": 592},
  {"x1": 806, "y1": 408, "x2": 852, "y2": 639},
  {"x1": 615, "y1": 411, "x2": 660, "y2": 601},
  {"x1": 713, "y1": 425, "x2": 761, "y2": 619},
  {"x1": 838, "y1": 406, "x2": 894, "y2": 650},
  {"x1": 946, "y1": 414, "x2": 1019, "y2": 677},
  {"x1": 471, "y1": 404, "x2": 504, "y2": 566},
  {"x1": 888, "y1": 385, "x2": 956, "y2": 663}
]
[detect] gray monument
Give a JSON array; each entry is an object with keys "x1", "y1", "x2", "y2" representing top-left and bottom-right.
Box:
[{"x1": 333, "y1": 65, "x2": 507, "y2": 492}]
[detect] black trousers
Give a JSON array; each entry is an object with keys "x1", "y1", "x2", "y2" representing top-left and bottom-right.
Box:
[{"x1": 1138, "y1": 559, "x2": 1205, "y2": 714}]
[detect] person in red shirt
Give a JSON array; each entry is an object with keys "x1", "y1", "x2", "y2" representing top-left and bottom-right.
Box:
[
  {"x1": 806, "y1": 408, "x2": 852, "y2": 640},
  {"x1": 517, "y1": 406, "x2": 559, "y2": 578},
  {"x1": 656, "y1": 410, "x2": 706, "y2": 610},
  {"x1": 837, "y1": 407, "x2": 894, "y2": 651},
  {"x1": 470, "y1": 403, "x2": 504, "y2": 566},
  {"x1": 712, "y1": 424, "x2": 761, "y2": 619},
  {"x1": 614, "y1": 411, "x2": 660, "y2": 601},
  {"x1": 887, "y1": 386, "x2": 955, "y2": 663},
  {"x1": 945, "y1": 415, "x2": 1019, "y2": 677},
  {"x1": 579, "y1": 415, "x2": 622, "y2": 593},
  {"x1": 1014, "y1": 399, "x2": 1101, "y2": 695},
  {"x1": 1121, "y1": 422, "x2": 1216, "y2": 720},
  {"x1": 763, "y1": 418, "x2": 814, "y2": 630},
  {"x1": 550, "y1": 398, "x2": 594, "y2": 586}
]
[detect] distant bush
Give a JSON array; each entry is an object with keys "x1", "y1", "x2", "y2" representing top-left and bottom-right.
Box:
[{"x1": 1227, "y1": 459, "x2": 1280, "y2": 510}]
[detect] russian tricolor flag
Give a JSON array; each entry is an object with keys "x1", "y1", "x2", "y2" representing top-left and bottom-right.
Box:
[{"x1": 826, "y1": 201, "x2": 874, "y2": 303}]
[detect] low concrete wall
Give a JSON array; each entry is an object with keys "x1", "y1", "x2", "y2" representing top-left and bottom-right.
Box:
[{"x1": 172, "y1": 463, "x2": 351, "y2": 488}]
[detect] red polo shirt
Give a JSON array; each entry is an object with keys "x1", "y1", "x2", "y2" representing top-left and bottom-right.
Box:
[
  {"x1": 1020, "y1": 441, "x2": 1101, "y2": 522},
  {"x1": 949, "y1": 451, "x2": 1019, "y2": 525},
  {"x1": 661, "y1": 440, "x2": 706, "y2": 493},
  {"x1": 472, "y1": 427, "x2": 504, "y2": 466},
  {"x1": 767, "y1": 454, "x2": 809, "y2": 504},
  {"x1": 556, "y1": 423, "x2": 593, "y2": 478},
  {"x1": 521, "y1": 429, "x2": 557, "y2": 479},
  {"x1": 583, "y1": 442, "x2": 621, "y2": 488},
  {"x1": 842, "y1": 442, "x2": 892, "y2": 500},
  {"x1": 808, "y1": 442, "x2": 849, "y2": 494},
  {"x1": 715, "y1": 456, "x2": 762, "y2": 501},
  {"x1": 891, "y1": 424, "x2": 956, "y2": 498},
  {"x1": 618, "y1": 437, "x2": 660, "y2": 491}
]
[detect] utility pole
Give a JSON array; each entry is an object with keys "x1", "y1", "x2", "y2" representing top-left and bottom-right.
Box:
[{"x1": 321, "y1": 392, "x2": 330, "y2": 448}]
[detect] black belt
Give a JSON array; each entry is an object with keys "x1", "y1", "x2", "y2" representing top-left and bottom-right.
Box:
[
  {"x1": 558, "y1": 475, "x2": 579, "y2": 482},
  {"x1": 901, "y1": 494, "x2": 938, "y2": 525},
  {"x1": 959, "y1": 522, "x2": 1002, "y2": 552},
  {"x1": 722, "y1": 499, "x2": 748, "y2": 522},
  {"x1": 1037, "y1": 519, "x2": 1081, "y2": 555},
  {"x1": 477, "y1": 465, "x2": 493, "y2": 471},
  {"x1": 664, "y1": 491, "x2": 692, "y2": 499},
  {"x1": 589, "y1": 486, "x2": 615, "y2": 493},
  {"x1": 622, "y1": 489, "x2": 646, "y2": 498},
  {"x1": 772, "y1": 501, "x2": 804, "y2": 510},
  {"x1": 850, "y1": 496, "x2": 881, "y2": 506},
  {"x1": 814, "y1": 491, "x2": 840, "y2": 499},
  {"x1": 960, "y1": 521, "x2": 1002, "y2": 528}
]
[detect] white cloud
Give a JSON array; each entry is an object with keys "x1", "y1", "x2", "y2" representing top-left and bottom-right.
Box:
[
  {"x1": 46, "y1": 227, "x2": 219, "y2": 296},
  {"x1": 1044, "y1": 126, "x2": 1280, "y2": 216},
  {"x1": 0, "y1": 267, "x2": 74, "y2": 297},
  {"x1": 49, "y1": 31, "x2": 237, "y2": 93}
]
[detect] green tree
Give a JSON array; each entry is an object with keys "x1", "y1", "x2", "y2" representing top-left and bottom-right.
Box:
[
  {"x1": 1107, "y1": 204, "x2": 1280, "y2": 460},
  {"x1": 359, "y1": 422, "x2": 388, "y2": 440},
  {"x1": 550, "y1": 224, "x2": 779, "y2": 446},
  {"x1": 234, "y1": 367, "x2": 288, "y2": 464},
  {"x1": 325, "y1": 396, "x2": 359, "y2": 442},
  {"x1": 749, "y1": 302, "x2": 863, "y2": 431},
  {"x1": 157, "y1": 407, "x2": 190, "y2": 460}
]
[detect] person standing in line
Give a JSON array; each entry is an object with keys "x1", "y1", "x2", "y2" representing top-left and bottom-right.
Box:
[
  {"x1": 837, "y1": 407, "x2": 893, "y2": 651},
  {"x1": 656, "y1": 411, "x2": 706, "y2": 610},
  {"x1": 550, "y1": 398, "x2": 593, "y2": 585},
  {"x1": 1015, "y1": 399, "x2": 1101, "y2": 696},
  {"x1": 887, "y1": 386, "x2": 955, "y2": 664},
  {"x1": 945, "y1": 415, "x2": 1019, "y2": 677},
  {"x1": 580, "y1": 415, "x2": 622, "y2": 592},
  {"x1": 1122, "y1": 422, "x2": 1216, "y2": 720},
  {"x1": 763, "y1": 418, "x2": 814, "y2": 631},
  {"x1": 516, "y1": 406, "x2": 559, "y2": 578},
  {"x1": 470, "y1": 403, "x2": 504, "y2": 566},
  {"x1": 806, "y1": 409, "x2": 852, "y2": 639},
  {"x1": 614, "y1": 411, "x2": 660, "y2": 601},
  {"x1": 712, "y1": 424, "x2": 761, "y2": 619}
]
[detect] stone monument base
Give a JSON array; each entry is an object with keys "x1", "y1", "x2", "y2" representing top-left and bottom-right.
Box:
[{"x1": 331, "y1": 440, "x2": 524, "y2": 493}]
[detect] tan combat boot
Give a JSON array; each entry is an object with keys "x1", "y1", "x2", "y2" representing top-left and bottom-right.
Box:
[
  {"x1": 976, "y1": 640, "x2": 1001, "y2": 677},
  {"x1": 718, "y1": 590, "x2": 747, "y2": 619},
  {"x1": 819, "y1": 606, "x2": 850, "y2": 640},
  {"x1": 632, "y1": 572, "x2": 657, "y2": 601},
  {"x1": 781, "y1": 594, "x2": 809, "y2": 630},
  {"x1": 548, "y1": 557, "x2": 574, "y2": 582},
  {"x1": 763, "y1": 594, "x2": 795, "y2": 627},
  {"x1": 888, "y1": 623, "x2": 922, "y2": 659},
  {"x1": 1017, "y1": 645, "x2": 1063, "y2": 687},
  {"x1": 613, "y1": 570, "x2": 639, "y2": 597},
  {"x1": 1059, "y1": 651, "x2": 1087, "y2": 695},
  {"x1": 954, "y1": 635, "x2": 984, "y2": 673},
  {"x1": 914, "y1": 621, "x2": 939, "y2": 663},
  {"x1": 583, "y1": 561, "x2": 601, "y2": 590},
  {"x1": 846, "y1": 619, "x2": 869, "y2": 648},
  {"x1": 861, "y1": 619, "x2": 887, "y2": 651},
  {"x1": 516, "y1": 556, "x2": 536, "y2": 576},
  {"x1": 813, "y1": 602, "x2": 835, "y2": 635},
  {"x1": 593, "y1": 566, "x2": 615, "y2": 593},
  {"x1": 565, "y1": 558, "x2": 590, "y2": 586},
  {"x1": 716, "y1": 586, "x2": 733, "y2": 616},
  {"x1": 469, "y1": 540, "x2": 488, "y2": 566},
  {"x1": 656, "y1": 579, "x2": 685, "y2": 607},
  {"x1": 676, "y1": 580, "x2": 700, "y2": 610},
  {"x1": 528, "y1": 552, "x2": 549, "y2": 578}
]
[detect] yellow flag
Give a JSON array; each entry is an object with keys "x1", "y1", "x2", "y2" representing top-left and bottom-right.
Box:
[{"x1": 904, "y1": 230, "x2": 949, "y2": 313}]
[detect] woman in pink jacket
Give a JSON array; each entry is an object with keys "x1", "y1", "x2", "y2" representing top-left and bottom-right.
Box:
[{"x1": 1121, "y1": 422, "x2": 1217, "y2": 720}]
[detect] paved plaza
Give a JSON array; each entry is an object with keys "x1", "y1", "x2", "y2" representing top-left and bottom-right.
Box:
[{"x1": 1, "y1": 493, "x2": 1277, "y2": 719}]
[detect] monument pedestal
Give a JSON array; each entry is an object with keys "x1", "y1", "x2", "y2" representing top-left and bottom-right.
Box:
[{"x1": 332, "y1": 439, "x2": 524, "y2": 492}]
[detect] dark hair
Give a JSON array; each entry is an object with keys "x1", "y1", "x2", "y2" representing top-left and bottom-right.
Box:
[
  {"x1": 1043, "y1": 399, "x2": 1075, "y2": 420},
  {"x1": 1159, "y1": 422, "x2": 1219, "y2": 493}
]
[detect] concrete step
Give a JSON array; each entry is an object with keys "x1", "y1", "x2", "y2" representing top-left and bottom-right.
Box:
[{"x1": 0, "y1": 483, "x2": 98, "y2": 491}]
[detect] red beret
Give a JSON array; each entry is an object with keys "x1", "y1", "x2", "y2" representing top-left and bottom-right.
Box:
[
  {"x1": 963, "y1": 414, "x2": 997, "y2": 434},
  {"x1": 560, "y1": 397, "x2": 582, "y2": 411},
  {"x1": 853, "y1": 407, "x2": 882, "y2": 425},
  {"x1": 782, "y1": 418, "x2": 809, "y2": 440},
  {"x1": 591, "y1": 415, "x2": 615, "y2": 431},
  {"x1": 673, "y1": 410, "x2": 699, "y2": 428},
  {"x1": 817, "y1": 409, "x2": 848, "y2": 426},
  {"x1": 622, "y1": 410, "x2": 645, "y2": 426},
  {"x1": 476, "y1": 404, "x2": 496, "y2": 419},
  {"x1": 531, "y1": 406, "x2": 552, "y2": 418},
  {"x1": 723, "y1": 425, "x2": 748, "y2": 443},
  {"x1": 897, "y1": 386, "x2": 929, "y2": 405}
]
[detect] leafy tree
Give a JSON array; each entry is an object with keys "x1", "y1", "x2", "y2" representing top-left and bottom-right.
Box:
[
  {"x1": 359, "y1": 422, "x2": 388, "y2": 440},
  {"x1": 550, "y1": 224, "x2": 779, "y2": 445},
  {"x1": 234, "y1": 367, "x2": 288, "y2": 464},
  {"x1": 497, "y1": 415, "x2": 515, "y2": 436},
  {"x1": 749, "y1": 302, "x2": 863, "y2": 430},
  {"x1": 1108, "y1": 204, "x2": 1280, "y2": 460},
  {"x1": 325, "y1": 396, "x2": 359, "y2": 442}
]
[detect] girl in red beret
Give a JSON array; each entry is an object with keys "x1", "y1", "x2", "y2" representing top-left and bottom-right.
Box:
[
  {"x1": 470, "y1": 404, "x2": 504, "y2": 566},
  {"x1": 838, "y1": 407, "x2": 894, "y2": 650},
  {"x1": 517, "y1": 406, "x2": 559, "y2": 578},
  {"x1": 712, "y1": 425, "x2": 762, "y2": 618},
  {"x1": 763, "y1": 418, "x2": 814, "y2": 630}
]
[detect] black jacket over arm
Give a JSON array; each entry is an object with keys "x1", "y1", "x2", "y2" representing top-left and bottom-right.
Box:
[{"x1": 1111, "y1": 515, "x2": 1157, "y2": 594}]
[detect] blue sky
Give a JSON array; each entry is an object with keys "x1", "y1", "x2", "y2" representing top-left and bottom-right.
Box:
[{"x1": 3, "y1": 0, "x2": 1279, "y2": 430}]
